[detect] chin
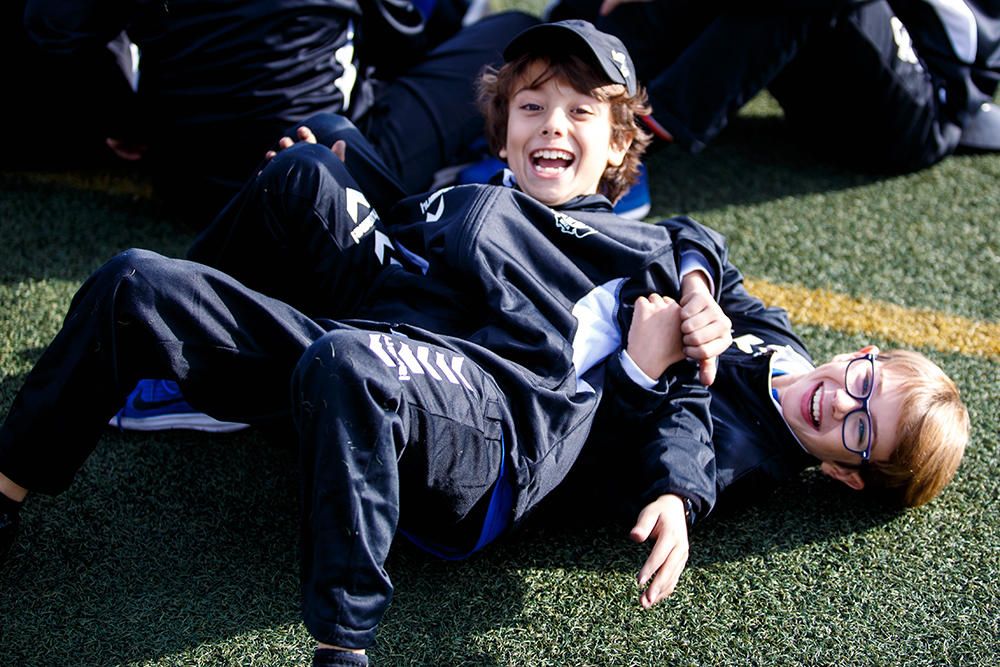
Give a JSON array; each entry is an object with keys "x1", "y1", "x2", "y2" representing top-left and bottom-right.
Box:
[{"x1": 523, "y1": 186, "x2": 567, "y2": 207}]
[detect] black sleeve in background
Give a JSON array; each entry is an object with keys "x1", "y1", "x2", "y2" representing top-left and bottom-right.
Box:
[{"x1": 12, "y1": 0, "x2": 141, "y2": 156}]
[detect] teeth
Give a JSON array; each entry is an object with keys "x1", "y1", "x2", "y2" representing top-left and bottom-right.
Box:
[
  {"x1": 810, "y1": 387, "x2": 821, "y2": 427},
  {"x1": 532, "y1": 149, "x2": 573, "y2": 160}
]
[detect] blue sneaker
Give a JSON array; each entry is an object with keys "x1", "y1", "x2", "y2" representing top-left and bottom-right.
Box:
[
  {"x1": 614, "y1": 163, "x2": 651, "y2": 220},
  {"x1": 109, "y1": 379, "x2": 249, "y2": 433}
]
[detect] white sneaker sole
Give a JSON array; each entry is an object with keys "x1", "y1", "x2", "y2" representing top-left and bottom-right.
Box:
[{"x1": 109, "y1": 413, "x2": 250, "y2": 433}]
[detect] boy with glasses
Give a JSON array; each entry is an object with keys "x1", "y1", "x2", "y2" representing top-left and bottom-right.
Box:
[{"x1": 560, "y1": 217, "x2": 969, "y2": 607}]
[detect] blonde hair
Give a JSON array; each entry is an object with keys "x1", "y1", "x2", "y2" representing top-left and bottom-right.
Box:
[
  {"x1": 476, "y1": 53, "x2": 652, "y2": 204},
  {"x1": 863, "y1": 350, "x2": 969, "y2": 507}
]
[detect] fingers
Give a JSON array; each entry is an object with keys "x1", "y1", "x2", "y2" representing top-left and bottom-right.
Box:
[
  {"x1": 640, "y1": 539, "x2": 689, "y2": 608},
  {"x1": 331, "y1": 139, "x2": 347, "y2": 162},
  {"x1": 631, "y1": 495, "x2": 689, "y2": 608},
  {"x1": 296, "y1": 125, "x2": 318, "y2": 143},
  {"x1": 265, "y1": 126, "x2": 320, "y2": 161},
  {"x1": 636, "y1": 525, "x2": 672, "y2": 587},
  {"x1": 105, "y1": 137, "x2": 147, "y2": 161},
  {"x1": 634, "y1": 292, "x2": 675, "y2": 310},
  {"x1": 678, "y1": 290, "x2": 732, "y2": 368}
]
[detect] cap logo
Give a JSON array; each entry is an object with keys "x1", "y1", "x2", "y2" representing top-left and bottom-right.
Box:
[{"x1": 610, "y1": 49, "x2": 631, "y2": 83}]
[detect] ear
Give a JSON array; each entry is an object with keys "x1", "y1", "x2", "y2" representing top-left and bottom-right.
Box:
[
  {"x1": 499, "y1": 147, "x2": 508, "y2": 159},
  {"x1": 606, "y1": 133, "x2": 632, "y2": 167},
  {"x1": 820, "y1": 461, "x2": 865, "y2": 491}
]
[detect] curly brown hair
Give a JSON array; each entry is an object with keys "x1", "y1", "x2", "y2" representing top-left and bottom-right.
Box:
[{"x1": 476, "y1": 53, "x2": 652, "y2": 205}]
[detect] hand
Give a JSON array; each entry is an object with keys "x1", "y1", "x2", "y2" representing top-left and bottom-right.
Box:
[
  {"x1": 679, "y1": 272, "x2": 732, "y2": 386},
  {"x1": 631, "y1": 493, "x2": 689, "y2": 609},
  {"x1": 264, "y1": 125, "x2": 346, "y2": 162},
  {"x1": 626, "y1": 293, "x2": 684, "y2": 379},
  {"x1": 599, "y1": 0, "x2": 652, "y2": 16},
  {"x1": 105, "y1": 137, "x2": 147, "y2": 161}
]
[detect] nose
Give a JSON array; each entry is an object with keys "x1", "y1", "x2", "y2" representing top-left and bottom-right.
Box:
[
  {"x1": 540, "y1": 108, "x2": 568, "y2": 137},
  {"x1": 830, "y1": 388, "x2": 862, "y2": 420}
]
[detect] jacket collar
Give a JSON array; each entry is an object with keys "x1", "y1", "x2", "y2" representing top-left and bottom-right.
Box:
[{"x1": 489, "y1": 168, "x2": 615, "y2": 213}]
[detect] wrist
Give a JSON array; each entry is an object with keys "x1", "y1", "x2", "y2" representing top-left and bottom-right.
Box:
[{"x1": 681, "y1": 270, "x2": 711, "y2": 296}]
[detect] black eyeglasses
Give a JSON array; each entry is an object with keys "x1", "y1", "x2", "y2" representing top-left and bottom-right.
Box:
[{"x1": 842, "y1": 351, "x2": 878, "y2": 460}]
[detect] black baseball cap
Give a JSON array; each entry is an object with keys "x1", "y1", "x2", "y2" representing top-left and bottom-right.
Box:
[{"x1": 503, "y1": 19, "x2": 637, "y2": 96}]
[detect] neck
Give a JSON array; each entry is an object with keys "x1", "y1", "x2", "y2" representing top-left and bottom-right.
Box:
[{"x1": 770, "y1": 370, "x2": 802, "y2": 393}]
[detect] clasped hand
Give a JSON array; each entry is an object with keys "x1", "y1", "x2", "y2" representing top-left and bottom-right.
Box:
[
  {"x1": 264, "y1": 125, "x2": 346, "y2": 162},
  {"x1": 626, "y1": 271, "x2": 732, "y2": 386}
]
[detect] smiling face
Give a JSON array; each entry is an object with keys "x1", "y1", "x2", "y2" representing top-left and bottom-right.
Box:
[
  {"x1": 774, "y1": 347, "x2": 905, "y2": 482},
  {"x1": 499, "y1": 61, "x2": 629, "y2": 207}
]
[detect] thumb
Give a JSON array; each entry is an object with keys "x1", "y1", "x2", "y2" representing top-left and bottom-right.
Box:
[
  {"x1": 699, "y1": 356, "x2": 718, "y2": 386},
  {"x1": 331, "y1": 139, "x2": 347, "y2": 162},
  {"x1": 629, "y1": 506, "x2": 657, "y2": 544}
]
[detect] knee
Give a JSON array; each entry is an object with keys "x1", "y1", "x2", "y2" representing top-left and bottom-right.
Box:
[
  {"x1": 68, "y1": 248, "x2": 179, "y2": 318},
  {"x1": 294, "y1": 330, "x2": 372, "y2": 394},
  {"x1": 262, "y1": 141, "x2": 351, "y2": 201},
  {"x1": 94, "y1": 248, "x2": 174, "y2": 287},
  {"x1": 293, "y1": 329, "x2": 401, "y2": 414}
]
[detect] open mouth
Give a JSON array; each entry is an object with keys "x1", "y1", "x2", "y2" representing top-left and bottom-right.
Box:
[
  {"x1": 808, "y1": 384, "x2": 821, "y2": 428},
  {"x1": 531, "y1": 148, "x2": 574, "y2": 173}
]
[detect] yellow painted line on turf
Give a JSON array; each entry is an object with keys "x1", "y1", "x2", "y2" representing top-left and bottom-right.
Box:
[
  {"x1": 744, "y1": 278, "x2": 1000, "y2": 360},
  {"x1": 22, "y1": 171, "x2": 154, "y2": 199}
]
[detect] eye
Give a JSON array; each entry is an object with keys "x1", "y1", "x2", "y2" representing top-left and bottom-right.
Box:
[
  {"x1": 855, "y1": 419, "x2": 868, "y2": 448},
  {"x1": 572, "y1": 105, "x2": 595, "y2": 117},
  {"x1": 519, "y1": 102, "x2": 542, "y2": 112}
]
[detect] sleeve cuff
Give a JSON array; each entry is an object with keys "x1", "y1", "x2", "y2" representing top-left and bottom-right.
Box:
[
  {"x1": 619, "y1": 349, "x2": 658, "y2": 389},
  {"x1": 679, "y1": 249, "x2": 716, "y2": 295}
]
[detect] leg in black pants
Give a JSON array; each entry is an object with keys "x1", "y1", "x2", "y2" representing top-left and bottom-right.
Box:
[
  {"x1": 770, "y1": 0, "x2": 959, "y2": 171},
  {"x1": 0, "y1": 249, "x2": 328, "y2": 495},
  {"x1": 293, "y1": 327, "x2": 509, "y2": 649},
  {"x1": 188, "y1": 138, "x2": 396, "y2": 319}
]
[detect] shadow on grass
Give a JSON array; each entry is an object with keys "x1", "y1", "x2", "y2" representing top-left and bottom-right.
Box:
[
  {"x1": 647, "y1": 115, "x2": 893, "y2": 216},
  {"x1": 0, "y1": 427, "x2": 526, "y2": 666},
  {"x1": 517, "y1": 466, "x2": 899, "y2": 577},
  {"x1": 0, "y1": 171, "x2": 196, "y2": 285}
]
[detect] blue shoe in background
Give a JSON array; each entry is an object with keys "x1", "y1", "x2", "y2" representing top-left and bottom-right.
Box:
[
  {"x1": 109, "y1": 379, "x2": 249, "y2": 433},
  {"x1": 613, "y1": 163, "x2": 651, "y2": 219},
  {"x1": 457, "y1": 156, "x2": 507, "y2": 185}
]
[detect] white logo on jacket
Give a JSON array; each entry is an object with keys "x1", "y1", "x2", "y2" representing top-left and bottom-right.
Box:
[
  {"x1": 368, "y1": 333, "x2": 474, "y2": 389},
  {"x1": 346, "y1": 187, "x2": 378, "y2": 244},
  {"x1": 554, "y1": 212, "x2": 596, "y2": 238},
  {"x1": 332, "y1": 21, "x2": 358, "y2": 108},
  {"x1": 420, "y1": 187, "x2": 455, "y2": 222}
]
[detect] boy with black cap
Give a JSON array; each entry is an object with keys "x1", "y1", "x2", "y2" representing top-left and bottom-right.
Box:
[{"x1": 0, "y1": 19, "x2": 731, "y2": 664}]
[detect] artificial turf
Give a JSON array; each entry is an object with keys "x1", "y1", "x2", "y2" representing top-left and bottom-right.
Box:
[{"x1": 1, "y1": 92, "x2": 997, "y2": 667}]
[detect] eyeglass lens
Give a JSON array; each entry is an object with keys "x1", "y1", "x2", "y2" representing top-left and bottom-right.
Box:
[{"x1": 843, "y1": 357, "x2": 875, "y2": 453}]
